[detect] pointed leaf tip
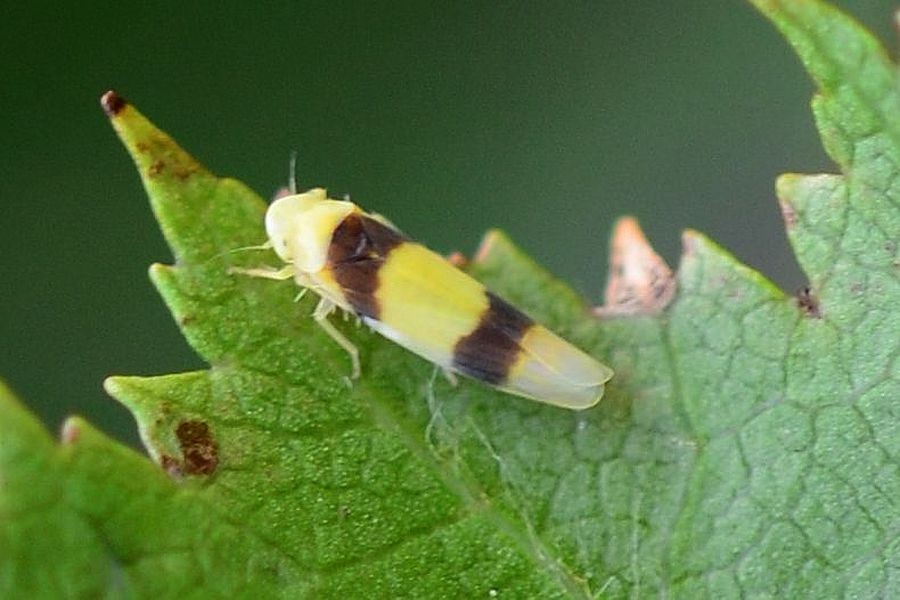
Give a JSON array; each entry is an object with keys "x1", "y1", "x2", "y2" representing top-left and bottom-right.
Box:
[
  {"x1": 680, "y1": 229, "x2": 702, "y2": 258},
  {"x1": 60, "y1": 418, "x2": 82, "y2": 445},
  {"x1": 472, "y1": 228, "x2": 506, "y2": 264},
  {"x1": 100, "y1": 90, "x2": 127, "y2": 118}
]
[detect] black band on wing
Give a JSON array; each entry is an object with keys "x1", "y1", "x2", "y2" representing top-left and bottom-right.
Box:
[
  {"x1": 327, "y1": 213, "x2": 404, "y2": 319},
  {"x1": 452, "y1": 292, "x2": 534, "y2": 385}
]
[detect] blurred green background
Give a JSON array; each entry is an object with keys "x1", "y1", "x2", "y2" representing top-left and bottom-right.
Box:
[{"x1": 1, "y1": 1, "x2": 893, "y2": 447}]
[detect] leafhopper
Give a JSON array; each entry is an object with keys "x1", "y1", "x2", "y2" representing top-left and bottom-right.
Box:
[{"x1": 233, "y1": 188, "x2": 613, "y2": 409}]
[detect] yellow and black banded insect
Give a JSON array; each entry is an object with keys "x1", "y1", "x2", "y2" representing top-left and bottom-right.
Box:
[{"x1": 232, "y1": 188, "x2": 613, "y2": 409}]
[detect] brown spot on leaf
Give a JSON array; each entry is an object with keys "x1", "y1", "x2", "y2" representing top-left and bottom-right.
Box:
[
  {"x1": 160, "y1": 454, "x2": 184, "y2": 477},
  {"x1": 796, "y1": 286, "x2": 821, "y2": 318},
  {"x1": 175, "y1": 420, "x2": 219, "y2": 476},
  {"x1": 178, "y1": 314, "x2": 196, "y2": 327},
  {"x1": 100, "y1": 90, "x2": 127, "y2": 117},
  {"x1": 595, "y1": 217, "x2": 675, "y2": 317},
  {"x1": 172, "y1": 163, "x2": 198, "y2": 181},
  {"x1": 779, "y1": 199, "x2": 797, "y2": 229},
  {"x1": 148, "y1": 160, "x2": 166, "y2": 177}
]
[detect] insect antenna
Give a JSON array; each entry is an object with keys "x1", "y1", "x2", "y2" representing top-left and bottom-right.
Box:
[
  {"x1": 288, "y1": 150, "x2": 298, "y2": 194},
  {"x1": 197, "y1": 240, "x2": 273, "y2": 268}
]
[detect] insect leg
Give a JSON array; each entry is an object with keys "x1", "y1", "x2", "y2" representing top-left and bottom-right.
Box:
[
  {"x1": 228, "y1": 265, "x2": 295, "y2": 280},
  {"x1": 313, "y1": 297, "x2": 361, "y2": 379},
  {"x1": 441, "y1": 367, "x2": 458, "y2": 386}
]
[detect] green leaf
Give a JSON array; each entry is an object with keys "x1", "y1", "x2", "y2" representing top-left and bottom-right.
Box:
[{"x1": 2, "y1": 0, "x2": 898, "y2": 596}]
